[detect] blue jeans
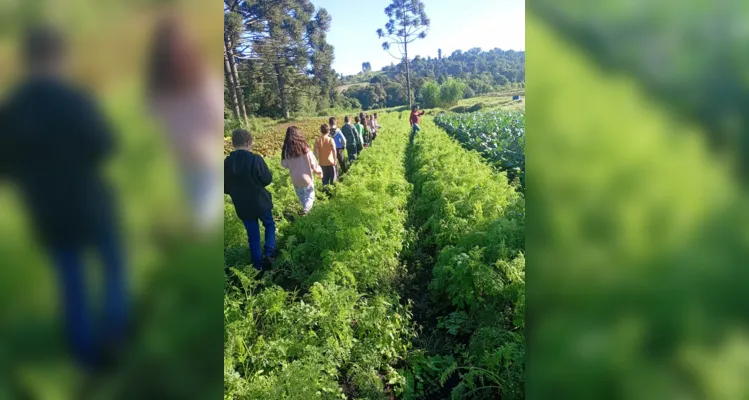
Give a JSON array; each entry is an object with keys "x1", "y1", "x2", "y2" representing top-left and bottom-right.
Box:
[
  {"x1": 50, "y1": 229, "x2": 127, "y2": 371},
  {"x1": 347, "y1": 147, "x2": 358, "y2": 162},
  {"x1": 242, "y1": 210, "x2": 276, "y2": 269},
  {"x1": 294, "y1": 186, "x2": 316, "y2": 215}
]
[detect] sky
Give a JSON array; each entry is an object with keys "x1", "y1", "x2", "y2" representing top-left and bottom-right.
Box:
[{"x1": 313, "y1": 0, "x2": 526, "y2": 76}]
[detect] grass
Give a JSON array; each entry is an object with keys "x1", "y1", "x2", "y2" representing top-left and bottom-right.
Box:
[{"x1": 456, "y1": 92, "x2": 525, "y2": 112}]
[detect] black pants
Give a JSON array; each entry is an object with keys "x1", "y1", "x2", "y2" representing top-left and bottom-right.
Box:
[
  {"x1": 336, "y1": 148, "x2": 347, "y2": 173},
  {"x1": 347, "y1": 146, "x2": 358, "y2": 162},
  {"x1": 321, "y1": 165, "x2": 335, "y2": 186}
]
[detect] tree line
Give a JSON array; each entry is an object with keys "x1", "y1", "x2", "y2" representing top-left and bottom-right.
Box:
[
  {"x1": 224, "y1": 0, "x2": 356, "y2": 121},
  {"x1": 224, "y1": 0, "x2": 525, "y2": 119},
  {"x1": 343, "y1": 48, "x2": 525, "y2": 110}
]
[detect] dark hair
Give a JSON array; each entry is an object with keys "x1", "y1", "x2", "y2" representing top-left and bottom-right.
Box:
[
  {"x1": 329, "y1": 116, "x2": 336, "y2": 126},
  {"x1": 147, "y1": 17, "x2": 204, "y2": 95},
  {"x1": 412, "y1": 105, "x2": 419, "y2": 111},
  {"x1": 374, "y1": 113, "x2": 378, "y2": 118},
  {"x1": 281, "y1": 126, "x2": 310, "y2": 160},
  {"x1": 320, "y1": 124, "x2": 330, "y2": 135},
  {"x1": 359, "y1": 112, "x2": 366, "y2": 122},
  {"x1": 344, "y1": 115, "x2": 350, "y2": 123},
  {"x1": 23, "y1": 25, "x2": 67, "y2": 67},
  {"x1": 354, "y1": 116, "x2": 360, "y2": 123},
  {"x1": 232, "y1": 129, "x2": 252, "y2": 148}
]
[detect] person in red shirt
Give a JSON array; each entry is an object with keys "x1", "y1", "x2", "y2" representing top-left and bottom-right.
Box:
[{"x1": 409, "y1": 104, "x2": 426, "y2": 137}]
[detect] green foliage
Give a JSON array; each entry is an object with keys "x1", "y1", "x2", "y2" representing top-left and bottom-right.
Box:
[
  {"x1": 404, "y1": 117, "x2": 525, "y2": 399},
  {"x1": 408, "y1": 118, "x2": 519, "y2": 250},
  {"x1": 466, "y1": 103, "x2": 484, "y2": 113},
  {"x1": 280, "y1": 114, "x2": 411, "y2": 291},
  {"x1": 382, "y1": 48, "x2": 524, "y2": 88},
  {"x1": 342, "y1": 48, "x2": 525, "y2": 110},
  {"x1": 225, "y1": 1, "x2": 342, "y2": 119},
  {"x1": 343, "y1": 84, "x2": 388, "y2": 110},
  {"x1": 435, "y1": 111, "x2": 525, "y2": 189},
  {"x1": 224, "y1": 112, "x2": 525, "y2": 398},
  {"x1": 438, "y1": 79, "x2": 466, "y2": 108},
  {"x1": 462, "y1": 86, "x2": 476, "y2": 99},
  {"x1": 419, "y1": 80, "x2": 440, "y2": 109},
  {"x1": 419, "y1": 79, "x2": 468, "y2": 109},
  {"x1": 525, "y1": 13, "x2": 749, "y2": 399},
  {"x1": 225, "y1": 113, "x2": 417, "y2": 398}
]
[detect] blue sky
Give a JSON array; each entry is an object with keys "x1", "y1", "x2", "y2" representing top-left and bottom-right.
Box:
[{"x1": 313, "y1": 0, "x2": 525, "y2": 76}]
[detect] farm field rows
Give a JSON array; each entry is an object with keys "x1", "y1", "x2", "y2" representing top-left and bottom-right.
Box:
[
  {"x1": 435, "y1": 110, "x2": 525, "y2": 189},
  {"x1": 402, "y1": 117, "x2": 525, "y2": 399},
  {"x1": 223, "y1": 111, "x2": 525, "y2": 399}
]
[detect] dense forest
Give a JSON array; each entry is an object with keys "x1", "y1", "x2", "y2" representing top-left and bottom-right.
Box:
[
  {"x1": 342, "y1": 48, "x2": 525, "y2": 110},
  {"x1": 223, "y1": 0, "x2": 359, "y2": 120},
  {"x1": 223, "y1": 0, "x2": 525, "y2": 118}
]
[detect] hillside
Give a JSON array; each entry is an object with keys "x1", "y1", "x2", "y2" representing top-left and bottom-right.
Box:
[{"x1": 339, "y1": 48, "x2": 525, "y2": 110}]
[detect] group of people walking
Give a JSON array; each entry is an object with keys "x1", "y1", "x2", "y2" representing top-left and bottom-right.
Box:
[{"x1": 224, "y1": 112, "x2": 381, "y2": 271}]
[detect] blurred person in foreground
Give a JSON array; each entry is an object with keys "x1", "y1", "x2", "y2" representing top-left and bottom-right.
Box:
[
  {"x1": 146, "y1": 16, "x2": 223, "y2": 238},
  {"x1": 0, "y1": 26, "x2": 128, "y2": 373}
]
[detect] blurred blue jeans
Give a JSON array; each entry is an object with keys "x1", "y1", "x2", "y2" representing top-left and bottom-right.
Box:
[
  {"x1": 242, "y1": 210, "x2": 276, "y2": 270},
  {"x1": 50, "y1": 229, "x2": 127, "y2": 371}
]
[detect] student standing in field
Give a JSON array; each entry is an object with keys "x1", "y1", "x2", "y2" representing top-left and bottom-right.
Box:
[
  {"x1": 341, "y1": 115, "x2": 360, "y2": 162},
  {"x1": 0, "y1": 25, "x2": 128, "y2": 372},
  {"x1": 330, "y1": 116, "x2": 347, "y2": 174},
  {"x1": 314, "y1": 124, "x2": 338, "y2": 186},
  {"x1": 410, "y1": 105, "x2": 426, "y2": 137},
  {"x1": 361, "y1": 112, "x2": 369, "y2": 145},
  {"x1": 369, "y1": 113, "x2": 380, "y2": 141},
  {"x1": 281, "y1": 126, "x2": 323, "y2": 215},
  {"x1": 224, "y1": 129, "x2": 276, "y2": 271},
  {"x1": 354, "y1": 116, "x2": 365, "y2": 153},
  {"x1": 146, "y1": 17, "x2": 223, "y2": 236}
]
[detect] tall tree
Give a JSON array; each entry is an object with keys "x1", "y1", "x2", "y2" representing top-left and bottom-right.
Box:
[
  {"x1": 225, "y1": 10, "x2": 248, "y2": 121},
  {"x1": 376, "y1": 0, "x2": 429, "y2": 109},
  {"x1": 362, "y1": 62, "x2": 372, "y2": 72},
  {"x1": 224, "y1": 42, "x2": 241, "y2": 119},
  {"x1": 307, "y1": 7, "x2": 337, "y2": 111},
  {"x1": 438, "y1": 48, "x2": 442, "y2": 60},
  {"x1": 225, "y1": 0, "x2": 335, "y2": 119}
]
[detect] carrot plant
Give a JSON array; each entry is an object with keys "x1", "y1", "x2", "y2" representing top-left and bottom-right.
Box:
[
  {"x1": 225, "y1": 112, "x2": 417, "y2": 399},
  {"x1": 403, "y1": 117, "x2": 525, "y2": 399}
]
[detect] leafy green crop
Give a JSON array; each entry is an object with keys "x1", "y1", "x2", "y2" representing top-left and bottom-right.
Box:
[
  {"x1": 225, "y1": 112, "x2": 416, "y2": 399},
  {"x1": 404, "y1": 117, "x2": 525, "y2": 399},
  {"x1": 434, "y1": 111, "x2": 525, "y2": 189},
  {"x1": 224, "y1": 112, "x2": 525, "y2": 399}
]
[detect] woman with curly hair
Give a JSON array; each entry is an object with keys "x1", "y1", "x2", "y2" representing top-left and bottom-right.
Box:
[{"x1": 281, "y1": 126, "x2": 323, "y2": 215}]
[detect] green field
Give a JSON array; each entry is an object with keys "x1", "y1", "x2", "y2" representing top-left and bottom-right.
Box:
[
  {"x1": 224, "y1": 111, "x2": 525, "y2": 399},
  {"x1": 456, "y1": 91, "x2": 525, "y2": 112}
]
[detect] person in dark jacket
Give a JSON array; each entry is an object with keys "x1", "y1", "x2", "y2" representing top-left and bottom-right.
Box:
[
  {"x1": 0, "y1": 25, "x2": 127, "y2": 371},
  {"x1": 340, "y1": 115, "x2": 360, "y2": 162},
  {"x1": 224, "y1": 129, "x2": 276, "y2": 270}
]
